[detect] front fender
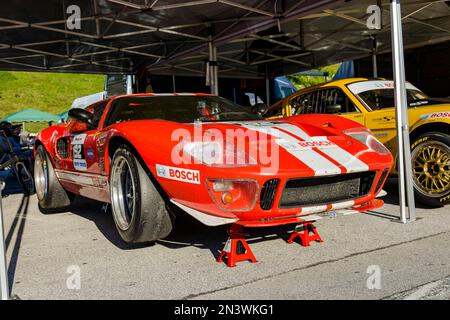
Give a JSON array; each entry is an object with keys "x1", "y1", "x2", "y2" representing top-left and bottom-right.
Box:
[
  {"x1": 410, "y1": 111, "x2": 450, "y2": 134},
  {"x1": 34, "y1": 125, "x2": 65, "y2": 159}
]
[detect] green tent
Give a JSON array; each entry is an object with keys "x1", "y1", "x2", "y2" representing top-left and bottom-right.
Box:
[
  {"x1": 58, "y1": 110, "x2": 69, "y2": 121},
  {"x1": 1, "y1": 108, "x2": 60, "y2": 123}
]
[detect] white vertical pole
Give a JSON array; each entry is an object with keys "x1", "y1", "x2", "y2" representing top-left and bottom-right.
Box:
[
  {"x1": 390, "y1": 0, "x2": 416, "y2": 223},
  {"x1": 208, "y1": 41, "x2": 218, "y2": 95},
  {"x1": 0, "y1": 181, "x2": 9, "y2": 300}
]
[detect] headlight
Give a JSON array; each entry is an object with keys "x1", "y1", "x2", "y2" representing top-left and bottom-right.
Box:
[
  {"x1": 206, "y1": 179, "x2": 259, "y2": 211},
  {"x1": 181, "y1": 141, "x2": 257, "y2": 167},
  {"x1": 343, "y1": 128, "x2": 391, "y2": 155}
]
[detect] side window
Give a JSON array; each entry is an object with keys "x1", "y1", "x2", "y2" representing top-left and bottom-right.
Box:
[
  {"x1": 292, "y1": 88, "x2": 359, "y2": 115},
  {"x1": 91, "y1": 100, "x2": 109, "y2": 128},
  {"x1": 289, "y1": 93, "x2": 307, "y2": 115},
  {"x1": 263, "y1": 101, "x2": 283, "y2": 118}
]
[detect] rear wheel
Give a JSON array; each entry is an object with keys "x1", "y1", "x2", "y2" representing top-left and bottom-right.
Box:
[
  {"x1": 110, "y1": 146, "x2": 174, "y2": 243},
  {"x1": 411, "y1": 132, "x2": 450, "y2": 207},
  {"x1": 34, "y1": 145, "x2": 74, "y2": 213}
]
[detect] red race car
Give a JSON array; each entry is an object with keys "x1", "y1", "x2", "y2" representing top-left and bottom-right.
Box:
[{"x1": 34, "y1": 93, "x2": 393, "y2": 244}]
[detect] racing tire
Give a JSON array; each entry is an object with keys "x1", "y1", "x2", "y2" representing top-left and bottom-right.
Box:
[
  {"x1": 34, "y1": 145, "x2": 75, "y2": 213},
  {"x1": 411, "y1": 132, "x2": 450, "y2": 207},
  {"x1": 110, "y1": 146, "x2": 174, "y2": 243}
]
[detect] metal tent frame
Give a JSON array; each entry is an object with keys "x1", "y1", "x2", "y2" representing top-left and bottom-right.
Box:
[{"x1": 0, "y1": 1, "x2": 448, "y2": 78}]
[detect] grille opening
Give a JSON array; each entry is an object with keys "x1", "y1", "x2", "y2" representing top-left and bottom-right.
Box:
[
  {"x1": 260, "y1": 179, "x2": 280, "y2": 210},
  {"x1": 56, "y1": 138, "x2": 70, "y2": 159},
  {"x1": 374, "y1": 168, "x2": 389, "y2": 194},
  {"x1": 279, "y1": 171, "x2": 376, "y2": 208}
]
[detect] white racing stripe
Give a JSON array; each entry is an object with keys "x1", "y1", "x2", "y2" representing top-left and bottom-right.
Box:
[
  {"x1": 318, "y1": 146, "x2": 369, "y2": 173},
  {"x1": 271, "y1": 123, "x2": 369, "y2": 174},
  {"x1": 241, "y1": 123, "x2": 342, "y2": 176},
  {"x1": 331, "y1": 200, "x2": 355, "y2": 210}
]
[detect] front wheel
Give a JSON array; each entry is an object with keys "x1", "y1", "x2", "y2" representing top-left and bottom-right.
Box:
[
  {"x1": 411, "y1": 132, "x2": 450, "y2": 207},
  {"x1": 110, "y1": 146, "x2": 174, "y2": 243},
  {"x1": 34, "y1": 145, "x2": 74, "y2": 213}
]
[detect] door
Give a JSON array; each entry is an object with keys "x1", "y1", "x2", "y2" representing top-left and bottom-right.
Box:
[
  {"x1": 364, "y1": 109, "x2": 397, "y2": 152},
  {"x1": 60, "y1": 100, "x2": 110, "y2": 202}
]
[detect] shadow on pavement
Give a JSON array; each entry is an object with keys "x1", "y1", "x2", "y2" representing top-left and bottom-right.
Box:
[
  {"x1": 5, "y1": 194, "x2": 30, "y2": 292},
  {"x1": 159, "y1": 211, "x2": 295, "y2": 259},
  {"x1": 379, "y1": 178, "x2": 434, "y2": 208},
  {"x1": 68, "y1": 197, "x2": 152, "y2": 250},
  {"x1": 68, "y1": 196, "x2": 295, "y2": 259},
  {"x1": 64, "y1": 178, "x2": 426, "y2": 259}
]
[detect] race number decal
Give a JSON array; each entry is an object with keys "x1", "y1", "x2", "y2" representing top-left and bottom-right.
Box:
[{"x1": 72, "y1": 134, "x2": 87, "y2": 171}]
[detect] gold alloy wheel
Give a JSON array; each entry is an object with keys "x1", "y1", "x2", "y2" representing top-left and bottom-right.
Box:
[{"x1": 412, "y1": 141, "x2": 450, "y2": 197}]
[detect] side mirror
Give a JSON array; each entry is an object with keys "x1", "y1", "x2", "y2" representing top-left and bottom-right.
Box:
[
  {"x1": 68, "y1": 108, "x2": 94, "y2": 128},
  {"x1": 326, "y1": 104, "x2": 342, "y2": 114}
]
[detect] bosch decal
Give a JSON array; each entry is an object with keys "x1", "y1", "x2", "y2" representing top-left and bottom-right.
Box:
[
  {"x1": 421, "y1": 112, "x2": 450, "y2": 120},
  {"x1": 156, "y1": 164, "x2": 201, "y2": 184}
]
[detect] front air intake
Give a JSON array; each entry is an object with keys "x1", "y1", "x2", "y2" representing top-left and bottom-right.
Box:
[
  {"x1": 260, "y1": 179, "x2": 280, "y2": 210},
  {"x1": 279, "y1": 171, "x2": 376, "y2": 208}
]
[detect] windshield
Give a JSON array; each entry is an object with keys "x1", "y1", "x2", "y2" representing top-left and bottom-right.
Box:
[
  {"x1": 347, "y1": 80, "x2": 429, "y2": 110},
  {"x1": 357, "y1": 89, "x2": 429, "y2": 110},
  {"x1": 106, "y1": 95, "x2": 259, "y2": 125}
]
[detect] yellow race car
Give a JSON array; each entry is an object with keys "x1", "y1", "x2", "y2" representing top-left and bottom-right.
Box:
[{"x1": 264, "y1": 78, "x2": 450, "y2": 207}]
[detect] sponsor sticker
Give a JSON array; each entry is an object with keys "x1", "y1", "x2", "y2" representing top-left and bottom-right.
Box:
[
  {"x1": 72, "y1": 134, "x2": 87, "y2": 145},
  {"x1": 72, "y1": 134, "x2": 87, "y2": 171},
  {"x1": 86, "y1": 147, "x2": 95, "y2": 160},
  {"x1": 420, "y1": 112, "x2": 450, "y2": 120},
  {"x1": 276, "y1": 139, "x2": 337, "y2": 151},
  {"x1": 156, "y1": 164, "x2": 200, "y2": 184}
]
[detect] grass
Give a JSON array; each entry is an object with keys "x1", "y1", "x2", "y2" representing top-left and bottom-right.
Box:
[{"x1": 0, "y1": 71, "x2": 105, "y2": 133}]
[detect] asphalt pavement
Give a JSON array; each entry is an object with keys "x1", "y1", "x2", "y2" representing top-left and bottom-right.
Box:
[{"x1": 1, "y1": 180, "x2": 449, "y2": 300}]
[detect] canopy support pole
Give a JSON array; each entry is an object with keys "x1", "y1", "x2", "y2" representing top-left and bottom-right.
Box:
[
  {"x1": 390, "y1": 0, "x2": 416, "y2": 223},
  {"x1": 372, "y1": 36, "x2": 378, "y2": 78},
  {"x1": 0, "y1": 181, "x2": 9, "y2": 300},
  {"x1": 208, "y1": 40, "x2": 219, "y2": 95}
]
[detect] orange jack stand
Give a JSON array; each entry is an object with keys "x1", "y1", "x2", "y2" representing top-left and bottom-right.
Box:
[
  {"x1": 288, "y1": 222, "x2": 323, "y2": 246},
  {"x1": 217, "y1": 224, "x2": 257, "y2": 267}
]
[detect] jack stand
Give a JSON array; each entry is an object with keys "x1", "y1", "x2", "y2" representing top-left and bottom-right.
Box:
[
  {"x1": 218, "y1": 224, "x2": 257, "y2": 267},
  {"x1": 288, "y1": 222, "x2": 323, "y2": 247}
]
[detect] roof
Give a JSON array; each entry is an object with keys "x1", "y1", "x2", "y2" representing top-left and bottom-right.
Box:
[
  {"x1": 0, "y1": 0, "x2": 342, "y2": 77},
  {"x1": 0, "y1": 1, "x2": 449, "y2": 78},
  {"x1": 1, "y1": 108, "x2": 61, "y2": 122}
]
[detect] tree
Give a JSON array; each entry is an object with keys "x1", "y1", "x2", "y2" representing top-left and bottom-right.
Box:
[{"x1": 288, "y1": 64, "x2": 341, "y2": 89}]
